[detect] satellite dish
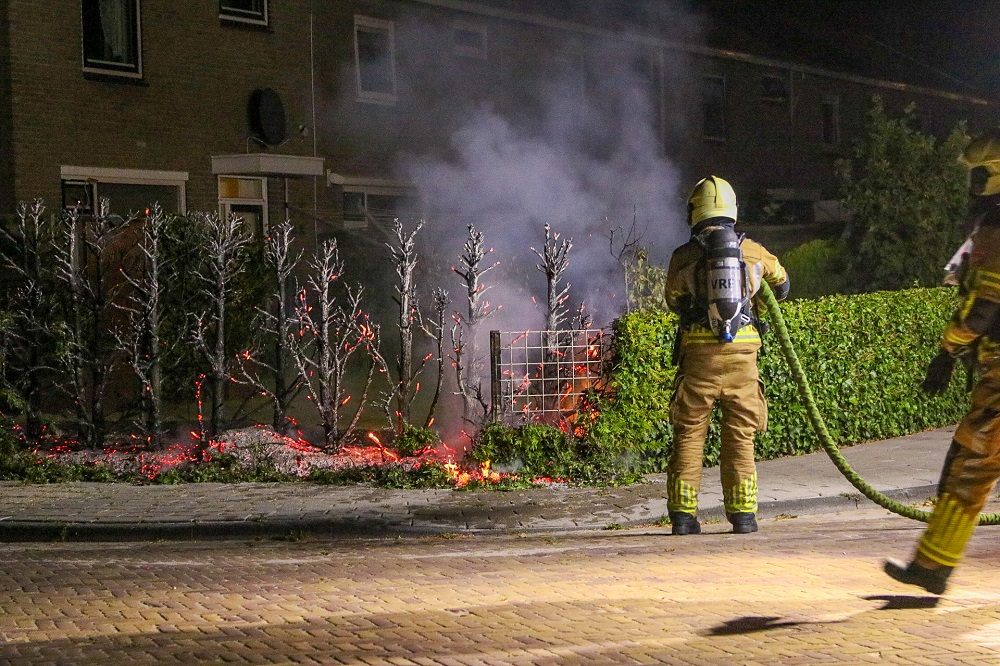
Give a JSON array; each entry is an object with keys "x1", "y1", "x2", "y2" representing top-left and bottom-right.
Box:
[{"x1": 247, "y1": 88, "x2": 287, "y2": 146}]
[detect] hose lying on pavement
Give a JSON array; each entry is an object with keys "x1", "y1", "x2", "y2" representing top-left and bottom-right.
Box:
[{"x1": 757, "y1": 280, "x2": 1000, "y2": 526}]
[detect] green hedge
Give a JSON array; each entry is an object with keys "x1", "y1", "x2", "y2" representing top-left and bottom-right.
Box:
[{"x1": 591, "y1": 287, "x2": 969, "y2": 470}]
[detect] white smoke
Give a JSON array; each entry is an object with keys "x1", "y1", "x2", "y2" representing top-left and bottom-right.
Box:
[{"x1": 393, "y1": 10, "x2": 696, "y2": 331}]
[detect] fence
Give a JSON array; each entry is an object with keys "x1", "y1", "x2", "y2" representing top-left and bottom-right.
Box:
[{"x1": 490, "y1": 329, "x2": 611, "y2": 427}]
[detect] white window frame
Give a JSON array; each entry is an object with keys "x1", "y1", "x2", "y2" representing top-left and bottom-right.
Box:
[
  {"x1": 217, "y1": 175, "x2": 269, "y2": 234},
  {"x1": 452, "y1": 22, "x2": 487, "y2": 60},
  {"x1": 81, "y1": 0, "x2": 143, "y2": 79},
  {"x1": 354, "y1": 15, "x2": 397, "y2": 105},
  {"x1": 821, "y1": 95, "x2": 840, "y2": 147},
  {"x1": 60, "y1": 166, "x2": 188, "y2": 213},
  {"x1": 219, "y1": 0, "x2": 268, "y2": 27}
]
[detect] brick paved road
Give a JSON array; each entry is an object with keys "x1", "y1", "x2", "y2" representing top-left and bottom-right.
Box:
[{"x1": 2, "y1": 501, "x2": 1000, "y2": 665}]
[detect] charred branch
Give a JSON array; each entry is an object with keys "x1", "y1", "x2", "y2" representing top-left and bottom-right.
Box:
[
  {"x1": 452, "y1": 225, "x2": 499, "y2": 427},
  {"x1": 386, "y1": 219, "x2": 427, "y2": 433},
  {"x1": 190, "y1": 212, "x2": 251, "y2": 445},
  {"x1": 52, "y1": 199, "x2": 130, "y2": 448},
  {"x1": 115, "y1": 204, "x2": 169, "y2": 445},
  {"x1": 0, "y1": 199, "x2": 60, "y2": 441},
  {"x1": 235, "y1": 220, "x2": 302, "y2": 435},
  {"x1": 287, "y1": 239, "x2": 387, "y2": 451}
]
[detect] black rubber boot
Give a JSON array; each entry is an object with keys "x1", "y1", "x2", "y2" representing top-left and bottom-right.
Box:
[
  {"x1": 883, "y1": 559, "x2": 952, "y2": 595},
  {"x1": 727, "y1": 512, "x2": 758, "y2": 534},
  {"x1": 670, "y1": 512, "x2": 701, "y2": 535}
]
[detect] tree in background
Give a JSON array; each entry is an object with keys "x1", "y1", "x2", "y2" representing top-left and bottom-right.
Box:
[{"x1": 836, "y1": 96, "x2": 969, "y2": 292}]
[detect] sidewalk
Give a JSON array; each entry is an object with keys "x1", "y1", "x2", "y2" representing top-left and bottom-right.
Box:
[{"x1": 0, "y1": 426, "x2": 955, "y2": 541}]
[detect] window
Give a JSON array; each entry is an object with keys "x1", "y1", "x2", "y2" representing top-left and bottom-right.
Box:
[
  {"x1": 761, "y1": 74, "x2": 787, "y2": 101},
  {"x1": 60, "y1": 166, "x2": 187, "y2": 215},
  {"x1": 342, "y1": 189, "x2": 420, "y2": 229},
  {"x1": 218, "y1": 176, "x2": 268, "y2": 236},
  {"x1": 453, "y1": 24, "x2": 487, "y2": 59},
  {"x1": 821, "y1": 96, "x2": 840, "y2": 146},
  {"x1": 354, "y1": 16, "x2": 396, "y2": 104},
  {"x1": 702, "y1": 76, "x2": 726, "y2": 140},
  {"x1": 81, "y1": 0, "x2": 142, "y2": 78},
  {"x1": 220, "y1": 0, "x2": 268, "y2": 27}
]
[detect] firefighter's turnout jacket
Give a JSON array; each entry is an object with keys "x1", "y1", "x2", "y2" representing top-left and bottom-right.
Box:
[
  {"x1": 919, "y1": 195, "x2": 1000, "y2": 568},
  {"x1": 664, "y1": 231, "x2": 788, "y2": 517}
]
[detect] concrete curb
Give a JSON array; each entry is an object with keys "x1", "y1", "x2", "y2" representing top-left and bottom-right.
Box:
[{"x1": 0, "y1": 484, "x2": 941, "y2": 542}]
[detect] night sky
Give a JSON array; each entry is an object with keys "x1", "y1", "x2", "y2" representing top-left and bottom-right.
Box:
[{"x1": 695, "y1": 0, "x2": 1000, "y2": 97}]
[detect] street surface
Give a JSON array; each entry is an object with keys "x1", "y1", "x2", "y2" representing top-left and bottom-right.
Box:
[{"x1": 2, "y1": 501, "x2": 1000, "y2": 665}]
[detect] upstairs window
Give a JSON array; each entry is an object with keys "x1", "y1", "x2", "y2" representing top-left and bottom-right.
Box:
[
  {"x1": 453, "y1": 24, "x2": 487, "y2": 59},
  {"x1": 81, "y1": 0, "x2": 142, "y2": 79},
  {"x1": 821, "y1": 95, "x2": 840, "y2": 147},
  {"x1": 220, "y1": 0, "x2": 268, "y2": 27},
  {"x1": 354, "y1": 16, "x2": 396, "y2": 104},
  {"x1": 702, "y1": 75, "x2": 726, "y2": 141},
  {"x1": 761, "y1": 74, "x2": 788, "y2": 101}
]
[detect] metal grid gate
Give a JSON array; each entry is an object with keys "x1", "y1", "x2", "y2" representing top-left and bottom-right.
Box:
[{"x1": 490, "y1": 329, "x2": 611, "y2": 426}]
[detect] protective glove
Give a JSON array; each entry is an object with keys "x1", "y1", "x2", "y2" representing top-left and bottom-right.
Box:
[{"x1": 921, "y1": 351, "x2": 956, "y2": 396}]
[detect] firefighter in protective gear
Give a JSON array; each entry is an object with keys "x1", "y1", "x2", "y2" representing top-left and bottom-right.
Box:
[
  {"x1": 665, "y1": 176, "x2": 789, "y2": 535},
  {"x1": 885, "y1": 133, "x2": 1000, "y2": 594}
]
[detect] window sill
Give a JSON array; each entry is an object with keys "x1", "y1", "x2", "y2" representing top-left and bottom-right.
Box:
[
  {"x1": 82, "y1": 71, "x2": 147, "y2": 86},
  {"x1": 220, "y1": 17, "x2": 273, "y2": 32}
]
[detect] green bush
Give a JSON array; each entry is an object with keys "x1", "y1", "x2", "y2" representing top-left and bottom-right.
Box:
[
  {"x1": 307, "y1": 461, "x2": 455, "y2": 488},
  {"x1": 469, "y1": 421, "x2": 642, "y2": 486},
  {"x1": 593, "y1": 286, "x2": 966, "y2": 467},
  {"x1": 780, "y1": 239, "x2": 850, "y2": 299},
  {"x1": 393, "y1": 424, "x2": 440, "y2": 457}
]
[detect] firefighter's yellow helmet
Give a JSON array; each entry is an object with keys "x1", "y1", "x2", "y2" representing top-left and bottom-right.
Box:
[
  {"x1": 960, "y1": 134, "x2": 1000, "y2": 196},
  {"x1": 687, "y1": 175, "x2": 737, "y2": 226}
]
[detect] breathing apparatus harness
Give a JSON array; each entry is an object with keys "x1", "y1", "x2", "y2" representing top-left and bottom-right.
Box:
[
  {"x1": 694, "y1": 220, "x2": 753, "y2": 343},
  {"x1": 672, "y1": 220, "x2": 769, "y2": 364}
]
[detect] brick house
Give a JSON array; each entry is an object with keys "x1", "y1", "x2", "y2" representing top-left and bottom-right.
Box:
[{"x1": 1, "y1": 0, "x2": 996, "y2": 247}]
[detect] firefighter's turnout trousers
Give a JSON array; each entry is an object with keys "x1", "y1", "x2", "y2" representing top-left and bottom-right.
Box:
[
  {"x1": 922, "y1": 356, "x2": 1000, "y2": 568},
  {"x1": 919, "y1": 221, "x2": 1000, "y2": 568},
  {"x1": 668, "y1": 347, "x2": 766, "y2": 516}
]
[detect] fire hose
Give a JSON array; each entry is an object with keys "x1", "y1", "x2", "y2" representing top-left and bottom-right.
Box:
[{"x1": 757, "y1": 280, "x2": 1000, "y2": 526}]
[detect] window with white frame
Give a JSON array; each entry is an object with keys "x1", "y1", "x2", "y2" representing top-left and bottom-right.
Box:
[
  {"x1": 453, "y1": 23, "x2": 487, "y2": 59},
  {"x1": 821, "y1": 95, "x2": 840, "y2": 146},
  {"x1": 342, "y1": 189, "x2": 420, "y2": 229},
  {"x1": 354, "y1": 16, "x2": 397, "y2": 104},
  {"x1": 702, "y1": 75, "x2": 726, "y2": 140},
  {"x1": 220, "y1": 0, "x2": 268, "y2": 27},
  {"x1": 81, "y1": 0, "x2": 142, "y2": 78},
  {"x1": 218, "y1": 176, "x2": 268, "y2": 236},
  {"x1": 60, "y1": 166, "x2": 187, "y2": 215}
]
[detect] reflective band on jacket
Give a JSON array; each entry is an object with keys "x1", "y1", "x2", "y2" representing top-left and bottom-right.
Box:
[
  {"x1": 977, "y1": 268, "x2": 1000, "y2": 298},
  {"x1": 683, "y1": 323, "x2": 761, "y2": 345}
]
